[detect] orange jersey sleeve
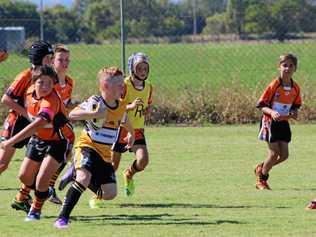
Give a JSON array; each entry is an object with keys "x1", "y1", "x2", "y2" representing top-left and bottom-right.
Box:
[
  {"x1": 257, "y1": 78, "x2": 302, "y2": 110},
  {"x1": 5, "y1": 68, "x2": 32, "y2": 105},
  {"x1": 257, "y1": 78, "x2": 302, "y2": 122},
  {"x1": 25, "y1": 87, "x2": 59, "y2": 140},
  {"x1": 291, "y1": 82, "x2": 302, "y2": 110},
  {"x1": 25, "y1": 86, "x2": 74, "y2": 141},
  {"x1": 256, "y1": 78, "x2": 281, "y2": 108},
  {"x1": 38, "y1": 96, "x2": 59, "y2": 122}
]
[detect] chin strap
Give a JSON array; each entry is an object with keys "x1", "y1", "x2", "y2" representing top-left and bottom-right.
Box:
[{"x1": 133, "y1": 73, "x2": 147, "y2": 81}]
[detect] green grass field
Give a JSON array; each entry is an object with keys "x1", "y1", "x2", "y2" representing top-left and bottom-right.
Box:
[
  {"x1": 2, "y1": 41, "x2": 316, "y2": 98},
  {"x1": 1, "y1": 125, "x2": 316, "y2": 237}
]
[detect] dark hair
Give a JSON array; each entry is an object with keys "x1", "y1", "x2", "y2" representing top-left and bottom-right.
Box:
[
  {"x1": 279, "y1": 53, "x2": 298, "y2": 70},
  {"x1": 32, "y1": 65, "x2": 59, "y2": 84},
  {"x1": 29, "y1": 40, "x2": 53, "y2": 66}
]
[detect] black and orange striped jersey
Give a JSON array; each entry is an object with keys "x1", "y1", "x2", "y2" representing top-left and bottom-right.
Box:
[
  {"x1": 5, "y1": 68, "x2": 32, "y2": 106},
  {"x1": 256, "y1": 77, "x2": 301, "y2": 120},
  {"x1": 24, "y1": 85, "x2": 74, "y2": 142},
  {"x1": 54, "y1": 75, "x2": 74, "y2": 106}
]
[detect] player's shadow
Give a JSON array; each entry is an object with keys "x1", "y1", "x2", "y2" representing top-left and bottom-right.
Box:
[
  {"x1": 278, "y1": 188, "x2": 316, "y2": 191},
  {"x1": 119, "y1": 203, "x2": 248, "y2": 209},
  {"x1": 12, "y1": 158, "x2": 23, "y2": 162},
  {"x1": 0, "y1": 188, "x2": 19, "y2": 191},
  {"x1": 117, "y1": 203, "x2": 289, "y2": 209},
  {"x1": 59, "y1": 214, "x2": 246, "y2": 226}
]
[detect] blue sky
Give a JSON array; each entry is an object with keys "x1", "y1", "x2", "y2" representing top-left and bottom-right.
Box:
[
  {"x1": 26, "y1": 0, "x2": 182, "y2": 8},
  {"x1": 26, "y1": 0, "x2": 74, "y2": 8}
]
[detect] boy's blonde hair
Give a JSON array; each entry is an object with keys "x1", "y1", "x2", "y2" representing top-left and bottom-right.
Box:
[
  {"x1": 54, "y1": 43, "x2": 69, "y2": 54},
  {"x1": 97, "y1": 67, "x2": 124, "y2": 82},
  {"x1": 279, "y1": 53, "x2": 298, "y2": 69}
]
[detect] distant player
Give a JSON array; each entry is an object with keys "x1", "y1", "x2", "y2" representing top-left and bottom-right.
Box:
[
  {"x1": 0, "y1": 65, "x2": 73, "y2": 221},
  {"x1": 254, "y1": 53, "x2": 301, "y2": 190},
  {"x1": 54, "y1": 67, "x2": 134, "y2": 228},
  {"x1": 0, "y1": 49, "x2": 8, "y2": 63}
]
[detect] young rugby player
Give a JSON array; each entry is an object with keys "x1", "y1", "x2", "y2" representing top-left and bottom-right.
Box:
[
  {"x1": 0, "y1": 49, "x2": 8, "y2": 63},
  {"x1": 59, "y1": 53, "x2": 152, "y2": 206},
  {"x1": 54, "y1": 67, "x2": 134, "y2": 228},
  {"x1": 88, "y1": 52, "x2": 152, "y2": 208},
  {"x1": 48, "y1": 44, "x2": 76, "y2": 205},
  {"x1": 0, "y1": 65, "x2": 74, "y2": 221},
  {"x1": 111, "y1": 52, "x2": 153, "y2": 198},
  {"x1": 254, "y1": 53, "x2": 301, "y2": 190},
  {"x1": 0, "y1": 41, "x2": 54, "y2": 213}
]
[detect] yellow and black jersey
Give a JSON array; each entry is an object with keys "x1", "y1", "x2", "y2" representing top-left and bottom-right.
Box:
[
  {"x1": 122, "y1": 76, "x2": 153, "y2": 129},
  {"x1": 74, "y1": 95, "x2": 127, "y2": 162}
]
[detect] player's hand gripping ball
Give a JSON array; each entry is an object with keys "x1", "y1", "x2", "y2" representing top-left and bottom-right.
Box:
[
  {"x1": 81, "y1": 96, "x2": 107, "y2": 128},
  {"x1": 81, "y1": 96, "x2": 106, "y2": 113},
  {"x1": 0, "y1": 49, "x2": 8, "y2": 63}
]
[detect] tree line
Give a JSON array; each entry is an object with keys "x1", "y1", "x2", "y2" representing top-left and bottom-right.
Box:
[{"x1": 1, "y1": 0, "x2": 316, "y2": 43}]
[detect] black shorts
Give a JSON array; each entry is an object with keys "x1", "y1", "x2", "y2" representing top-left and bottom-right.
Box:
[
  {"x1": 1, "y1": 113, "x2": 30, "y2": 148},
  {"x1": 112, "y1": 138, "x2": 146, "y2": 153},
  {"x1": 112, "y1": 128, "x2": 147, "y2": 153},
  {"x1": 26, "y1": 136, "x2": 68, "y2": 163},
  {"x1": 74, "y1": 147, "x2": 116, "y2": 194},
  {"x1": 269, "y1": 120, "x2": 291, "y2": 143}
]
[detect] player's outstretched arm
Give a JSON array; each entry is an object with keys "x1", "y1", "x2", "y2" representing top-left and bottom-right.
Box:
[
  {"x1": 69, "y1": 106, "x2": 106, "y2": 121},
  {"x1": 0, "y1": 117, "x2": 47, "y2": 149}
]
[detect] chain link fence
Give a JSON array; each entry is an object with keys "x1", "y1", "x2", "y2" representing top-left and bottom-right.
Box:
[{"x1": 1, "y1": 1, "x2": 316, "y2": 124}]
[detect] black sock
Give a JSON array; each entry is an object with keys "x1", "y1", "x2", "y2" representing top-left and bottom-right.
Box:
[
  {"x1": 58, "y1": 161, "x2": 67, "y2": 173},
  {"x1": 259, "y1": 173, "x2": 269, "y2": 181},
  {"x1": 58, "y1": 180, "x2": 86, "y2": 219}
]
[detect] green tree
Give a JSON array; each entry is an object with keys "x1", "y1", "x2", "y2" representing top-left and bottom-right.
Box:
[
  {"x1": 177, "y1": 0, "x2": 227, "y2": 35},
  {"x1": 202, "y1": 12, "x2": 228, "y2": 35},
  {"x1": 81, "y1": 0, "x2": 187, "y2": 40},
  {"x1": 244, "y1": 1, "x2": 270, "y2": 34},
  {"x1": 124, "y1": 0, "x2": 165, "y2": 37},
  {"x1": 226, "y1": 0, "x2": 246, "y2": 38},
  {"x1": 82, "y1": 0, "x2": 119, "y2": 40},
  {"x1": 270, "y1": 0, "x2": 301, "y2": 41},
  {"x1": 0, "y1": 0, "x2": 40, "y2": 38},
  {"x1": 70, "y1": 0, "x2": 93, "y2": 42},
  {"x1": 44, "y1": 5, "x2": 79, "y2": 43}
]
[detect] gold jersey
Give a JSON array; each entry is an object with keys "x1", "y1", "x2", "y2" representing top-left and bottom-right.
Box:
[
  {"x1": 122, "y1": 76, "x2": 153, "y2": 129},
  {"x1": 74, "y1": 95, "x2": 127, "y2": 163}
]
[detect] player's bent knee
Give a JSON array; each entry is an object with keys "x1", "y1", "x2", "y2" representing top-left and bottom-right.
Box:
[
  {"x1": 102, "y1": 191, "x2": 117, "y2": 200},
  {"x1": 101, "y1": 184, "x2": 117, "y2": 200}
]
